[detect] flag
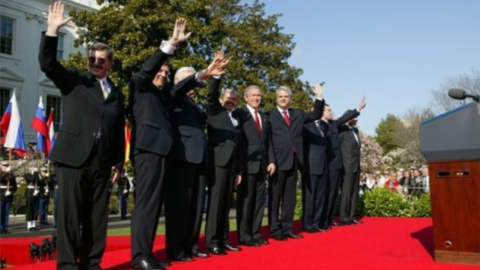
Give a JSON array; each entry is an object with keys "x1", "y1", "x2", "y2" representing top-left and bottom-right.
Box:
[
  {"x1": 124, "y1": 119, "x2": 131, "y2": 163},
  {"x1": 47, "y1": 108, "x2": 56, "y2": 156},
  {"x1": 0, "y1": 101, "x2": 12, "y2": 144},
  {"x1": 3, "y1": 92, "x2": 27, "y2": 155},
  {"x1": 31, "y1": 97, "x2": 49, "y2": 156}
]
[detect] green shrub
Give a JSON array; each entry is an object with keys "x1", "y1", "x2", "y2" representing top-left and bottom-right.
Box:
[
  {"x1": 410, "y1": 193, "x2": 431, "y2": 217},
  {"x1": 295, "y1": 188, "x2": 302, "y2": 220},
  {"x1": 362, "y1": 188, "x2": 412, "y2": 217},
  {"x1": 109, "y1": 195, "x2": 120, "y2": 215}
]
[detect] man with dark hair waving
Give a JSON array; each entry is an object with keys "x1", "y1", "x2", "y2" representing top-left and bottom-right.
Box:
[
  {"x1": 39, "y1": 2, "x2": 124, "y2": 269},
  {"x1": 204, "y1": 52, "x2": 242, "y2": 255}
]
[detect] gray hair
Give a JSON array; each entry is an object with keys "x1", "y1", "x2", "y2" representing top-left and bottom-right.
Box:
[
  {"x1": 89, "y1": 42, "x2": 114, "y2": 61},
  {"x1": 174, "y1": 67, "x2": 196, "y2": 84},
  {"x1": 244, "y1": 85, "x2": 262, "y2": 97},
  {"x1": 220, "y1": 88, "x2": 238, "y2": 99},
  {"x1": 276, "y1": 86, "x2": 292, "y2": 96}
]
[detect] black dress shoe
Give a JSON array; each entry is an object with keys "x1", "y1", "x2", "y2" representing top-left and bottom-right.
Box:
[
  {"x1": 255, "y1": 238, "x2": 269, "y2": 245},
  {"x1": 320, "y1": 224, "x2": 331, "y2": 231},
  {"x1": 271, "y1": 234, "x2": 287, "y2": 241},
  {"x1": 167, "y1": 253, "x2": 194, "y2": 262},
  {"x1": 149, "y1": 256, "x2": 171, "y2": 267},
  {"x1": 132, "y1": 258, "x2": 165, "y2": 270},
  {"x1": 330, "y1": 221, "x2": 340, "y2": 226},
  {"x1": 239, "y1": 240, "x2": 260, "y2": 247},
  {"x1": 338, "y1": 221, "x2": 352, "y2": 226},
  {"x1": 207, "y1": 247, "x2": 227, "y2": 255},
  {"x1": 192, "y1": 250, "x2": 210, "y2": 258},
  {"x1": 352, "y1": 219, "x2": 364, "y2": 225},
  {"x1": 222, "y1": 244, "x2": 242, "y2": 252},
  {"x1": 316, "y1": 228, "x2": 327, "y2": 233},
  {"x1": 285, "y1": 232, "x2": 303, "y2": 239},
  {"x1": 304, "y1": 228, "x2": 318, "y2": 233}
]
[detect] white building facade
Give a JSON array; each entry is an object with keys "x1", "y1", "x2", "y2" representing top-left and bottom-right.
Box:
[{"x1": 0, "y1": 0, "x2": 101, "y2": 142}]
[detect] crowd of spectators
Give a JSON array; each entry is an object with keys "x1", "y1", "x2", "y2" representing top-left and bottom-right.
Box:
[{"x1": 360, "y1": 166, "x2": 429, "y2": 197}]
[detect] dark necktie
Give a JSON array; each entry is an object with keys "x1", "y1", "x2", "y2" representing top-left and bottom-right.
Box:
[{"x1": 282, "y1": 110, "x2": 290, "y2": 126}]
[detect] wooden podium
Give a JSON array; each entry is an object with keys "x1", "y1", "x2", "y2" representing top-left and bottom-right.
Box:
[{"x1": 420, "y1": 103, "x2": 480, "y2": 266}]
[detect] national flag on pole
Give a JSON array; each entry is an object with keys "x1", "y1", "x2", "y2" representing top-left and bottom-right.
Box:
[
  {"x1": 0, "y1": 100, "x2": 11, "y2": 144},
  {"x1": 124, "y1": 119, "x2": 131, "y2": 163},
  {"x1": 47, "y1": 108, "x2": 56, "y2": 156},
  {"x1": 2, "y1": 92, "x2": 27, "y2": 155},
  {"x1": 31, "y1": 97, "x2": 49, "y2": 156}
]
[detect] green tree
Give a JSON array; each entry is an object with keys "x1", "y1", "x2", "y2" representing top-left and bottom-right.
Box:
[
  {"x1": 394, "y1": 107, "x2": 434, "y2": 167},
  {"x1": 66, "y1": 0, "x2": 314, "y2": 111},
  {"x1": 375, "y1": 114, "x2": 403, "y2": 154}
]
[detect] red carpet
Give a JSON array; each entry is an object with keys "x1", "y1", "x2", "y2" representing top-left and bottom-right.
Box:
[{"x1": 5, "y1": 218, "x2": 480, "y2": 270}]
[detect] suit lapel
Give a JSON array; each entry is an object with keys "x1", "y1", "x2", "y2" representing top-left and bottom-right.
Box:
[
  {"x1": 242, "y1": 107, "x2": 260, "y2": 140},
  {"x1": 222, "y1": 110, "x2": 235, "y2": 130},
  {"x1": 260, "y1": 112, "x2": 268, "y2": 141},
  {"x1": 289, "y1": 108, "x2": 299, "y2": 126},
  {"x1": 273, "y1": 108, "x2": 288, "y2": 127}
]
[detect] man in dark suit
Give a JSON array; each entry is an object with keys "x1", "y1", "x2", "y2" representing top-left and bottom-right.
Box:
[
  {"x1": 323, "y1": 97, "x2": 366, "y2": 228},
  {"x1": 267, "y1": 84, "x2": 324, "y2": 240},
  {"x1": 205, "y1": 52, "x2": 242, "y2": 255},
  {"x1": 235, "y1": 85, "x2": 276, "y2": 247},
  {"x1": 303, "y1": 114, "x2": 328, "y2": 233},
  {"x1": 128, "y1": 18, "x2": 200, "y2": 270},
  {"x1": 39, "y1": 2, "x2": 124, "y2": 270},
  {"x1": 165, "y1": 59, "x2": 227, "y2": 262},
  {"x1": 339, "y1": 106, "x2": 365, "y2": 225}
]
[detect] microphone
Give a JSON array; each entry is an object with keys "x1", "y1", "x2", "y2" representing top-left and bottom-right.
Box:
[{"x1": 448, "y1": 88, "x2": 480, "y2": 102}]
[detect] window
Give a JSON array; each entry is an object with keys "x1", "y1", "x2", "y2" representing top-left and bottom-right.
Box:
[
  {"x1": 0, "y1": 16, "x2": 14, "y2": 55},
  {"x1": 46, "y1": 95, "x2": 62, "y2": 131},
  {"x1": 0, "y1": 87, "x2": 12, "y2": 115},
  {"x1": 57, "y1": 33, "x2": 65, "y2": 60}
]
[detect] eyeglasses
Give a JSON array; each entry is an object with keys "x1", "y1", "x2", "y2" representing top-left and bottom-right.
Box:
[{"x1": 88, "y1": 56, "x2": 108, "y2": 65}]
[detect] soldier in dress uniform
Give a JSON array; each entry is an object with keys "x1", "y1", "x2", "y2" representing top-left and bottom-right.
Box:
[
  {"x1": 50, "y1": 170, "x2": 59, "y2": 228},
  {"x1": 0, "y1": 160, "x2": 17, "y2": 234},
  {"x1": 38, "y1": 166, "x2": 52, "y2": 225},
  {"x1": 25, "y1": 166, "x2": 41, "y2": 231},
  {"x1": 117, "y1": 172, "x2": 130, "y2": 220}
]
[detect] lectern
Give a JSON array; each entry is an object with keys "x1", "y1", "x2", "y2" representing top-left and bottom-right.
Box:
[{"x1": 420, "y1": 102, "x2": 480, "y2": 266}]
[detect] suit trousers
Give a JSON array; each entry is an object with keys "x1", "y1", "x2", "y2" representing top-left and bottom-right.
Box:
[
  {"x1": 268, "y1": 159, "x2": 298, "y2": 237},
  {"x1": 340, "y1": 170, "x2": 361, "y2": 222},
  {"x1": 325, "y1": 169, "x2": 342, "y2": 225},
  {"x1": 302, "y1": 172, "x2": 327, "y2": 231},
  {"x1": 237, "y1": 170, "x2": 266, "y2": 242},
  {"x1": 205, "y1": 160, "x2": 235, "y2": 249},
  {"x1": 56, "y1": 144, "x2": 110, "y2": 270},
  {"x1": 165, "y1": 160, "x2": 206, "y2": 258},
  {"x1": 39, "y1": 196, "x2": 50, "y2": 223},
  {"x1": 0, "y1": 200, "x2": 12, "y2": 231},
  {"x1": 131, "y1": 152, "x2": 166, "y2": 264}
]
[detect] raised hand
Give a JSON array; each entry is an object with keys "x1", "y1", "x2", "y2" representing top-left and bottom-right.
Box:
[
  {"x1": 169, "y1": 18, "x2": 192, "y2": 46},
  {"x1": 198, "y1": 51, "x2": 229, "y2": 79},
  {"x1": 47, "y1": 1, "x2": 72, "y2": 35},
  {"x1": 358, "y1": 96, "x2": 366, "y2": 111},
  {"x1": 311, "y1": 83, "x2": 324, "y2": 98}
]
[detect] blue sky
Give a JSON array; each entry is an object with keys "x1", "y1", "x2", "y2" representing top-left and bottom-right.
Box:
[{"x1": 244, "y1": 0, "x2": 480, "y2": 135}]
